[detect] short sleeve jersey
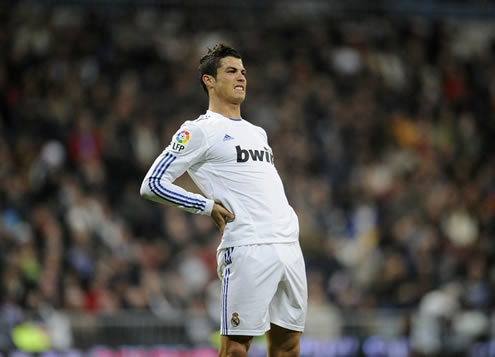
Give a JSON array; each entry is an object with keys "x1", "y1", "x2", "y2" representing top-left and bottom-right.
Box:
[{"x1": 141, "y1": 110, "x2": 299, "y2": 249}]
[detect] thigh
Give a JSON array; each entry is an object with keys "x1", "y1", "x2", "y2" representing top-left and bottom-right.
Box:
[
  {"x1": 217, "y1": 244, "x2": 283, "y2": 336},
  {"x1": 269, "y1": 242, "x2": 307, "y2": 332},
  {"x1": 266, "y1": 323, "x2": 302, "y2": 357}
]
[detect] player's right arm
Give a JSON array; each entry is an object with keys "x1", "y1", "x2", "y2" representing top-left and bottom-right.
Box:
[
  {"x1": 140, "y1": 121, "x2": 215, "y2": 216},
  {"x1": 140, "y1": 121, "x2": 234, "y2": 232}
]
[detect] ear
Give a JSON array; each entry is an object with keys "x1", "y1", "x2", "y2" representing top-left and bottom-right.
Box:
[{"x1": 202, "y1": 74, "x2": 215, "y2": 90}]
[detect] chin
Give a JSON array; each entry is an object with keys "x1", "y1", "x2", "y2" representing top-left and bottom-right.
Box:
[{"x1": 231, "y1": 95, "x2": 245, "y2": 104}]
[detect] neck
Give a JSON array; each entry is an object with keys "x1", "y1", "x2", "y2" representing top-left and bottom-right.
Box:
[{"x1": 208, "y1": 98, "x2": 242, "y2": 119}]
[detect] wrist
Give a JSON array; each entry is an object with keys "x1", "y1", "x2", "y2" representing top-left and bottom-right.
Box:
[{"x1": 203, "y1": 199, "x2": 215, "y2": 216}]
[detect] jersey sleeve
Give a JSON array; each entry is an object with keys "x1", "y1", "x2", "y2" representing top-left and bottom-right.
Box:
[{"x1": 140, "y1": 121, "x2": 214, "y2": 216}]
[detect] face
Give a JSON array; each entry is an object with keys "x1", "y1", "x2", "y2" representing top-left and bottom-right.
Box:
[{"x1": 207, "y1": 56, "x2": 247, "y2": 104}]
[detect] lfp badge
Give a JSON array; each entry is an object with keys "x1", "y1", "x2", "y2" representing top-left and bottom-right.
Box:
[{"x1": 172, "y1": 130, "x2": 190, "y2": 151}]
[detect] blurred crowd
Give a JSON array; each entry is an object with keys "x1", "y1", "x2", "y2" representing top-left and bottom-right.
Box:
[{"x1": 1, "y1": 2, "x2": 495, "y2": 354}]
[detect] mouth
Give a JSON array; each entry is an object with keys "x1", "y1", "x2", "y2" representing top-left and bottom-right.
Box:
[{"x1": 234, "y1": 85, "x2": 245, "y2": 93}]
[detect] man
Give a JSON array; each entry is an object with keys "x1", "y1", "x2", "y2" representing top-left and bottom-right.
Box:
[{"x1": 140, "y1": 44, "x2": 307, "y2": 357}]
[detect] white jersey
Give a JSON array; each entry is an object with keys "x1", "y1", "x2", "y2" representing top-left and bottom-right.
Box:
[{"x1": 140, "y1": 110, "x2": 299, "y2": 249}]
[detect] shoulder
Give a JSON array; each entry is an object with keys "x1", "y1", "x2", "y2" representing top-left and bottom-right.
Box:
[
  {"x1": 174, "y1": 120, "x2": 202, "y2": 142},
  {"x1": 187, "y1": 113, "x2": 226, "y2": 137},
  {"x1": 244, "y1": 120, "x2": 267, "y2": 138},
  {"x1": 173, "y1": 113, "x2": 224, "y2": 148},
  {"x1": 184, "y1": 113, "x2": 214, "y2": 132},
  {"x1": 169, "y1": 116, "x2": 209, "y2": 147},
  {"x1": 166, "y1": 119, "x2": 207, "y2": 155},
  {"x1": 179, "y1": 113, "x2": 215, "y2": 134},
  {"x1": 193, "y1": 112, "x2": 213, "y2": 123}
]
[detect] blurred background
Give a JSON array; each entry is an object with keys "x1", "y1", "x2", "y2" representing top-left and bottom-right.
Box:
[{"x1": 1, "y1": 0, "x2": 495, "y2": 356}]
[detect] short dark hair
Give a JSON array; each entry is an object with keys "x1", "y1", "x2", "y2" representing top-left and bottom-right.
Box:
[{"x1": 198, "y1": 43, "x2": 242, "y2": 94}]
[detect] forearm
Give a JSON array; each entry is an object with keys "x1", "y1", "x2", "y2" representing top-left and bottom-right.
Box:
[{"x1": 140, "y1": 176, "x2": 214, "y2": 216}]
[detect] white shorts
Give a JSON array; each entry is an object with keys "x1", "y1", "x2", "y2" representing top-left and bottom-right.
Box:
[{"x1": 217, "y1": 242, "x2": 307, "y2": 336}]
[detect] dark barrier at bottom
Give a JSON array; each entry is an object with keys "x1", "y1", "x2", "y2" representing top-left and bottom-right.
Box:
[{"x1": 2, "y1": 337, "x2": 495, "y2": 357}]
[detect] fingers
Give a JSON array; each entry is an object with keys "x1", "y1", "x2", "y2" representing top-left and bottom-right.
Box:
[
  {"x1": 213, "y1": 203, "x2": 235, "y2": 222},
  {"x1": 223, "y1": 209, "x2": 235, "y2": 222},
  {"x1": 223, "y1": 207, "x2": 234, "y2": 220},
  {"x1": 213, "y1": 213, "x2": 226, "y2": 235},
  {"x1": 217, "y1": 203, "x2": 235, "y2": 221},
  {"x1": 211, "y1": 203, "x2": 235, "y2": 235}
]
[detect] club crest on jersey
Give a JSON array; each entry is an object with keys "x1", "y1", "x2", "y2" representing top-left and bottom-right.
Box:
[
  {"x1": 236, "y1": 145, "x2": 274, "y2": 164},
  {"x1": 171, "y1": 130, "x2": 190, "y2": 152}
]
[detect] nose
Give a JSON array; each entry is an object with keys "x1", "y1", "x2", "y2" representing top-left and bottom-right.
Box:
[{"x1": 237, "y1": 73, "x2": 246, "y2": 82}]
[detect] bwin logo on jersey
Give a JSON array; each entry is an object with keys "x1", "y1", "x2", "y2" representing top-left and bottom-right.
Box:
[{"x1": 236, "y1": 145, "x2": 274, "y2": 164}]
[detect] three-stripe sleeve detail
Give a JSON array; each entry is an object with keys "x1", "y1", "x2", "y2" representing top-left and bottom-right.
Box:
[{"x1": 148, "y1": 152, "x2": 207, "y2": 211}]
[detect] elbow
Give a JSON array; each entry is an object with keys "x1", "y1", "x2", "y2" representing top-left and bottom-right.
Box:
[{"x1": 140, "y1": 178, "x2": 151, "y2": 200}]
